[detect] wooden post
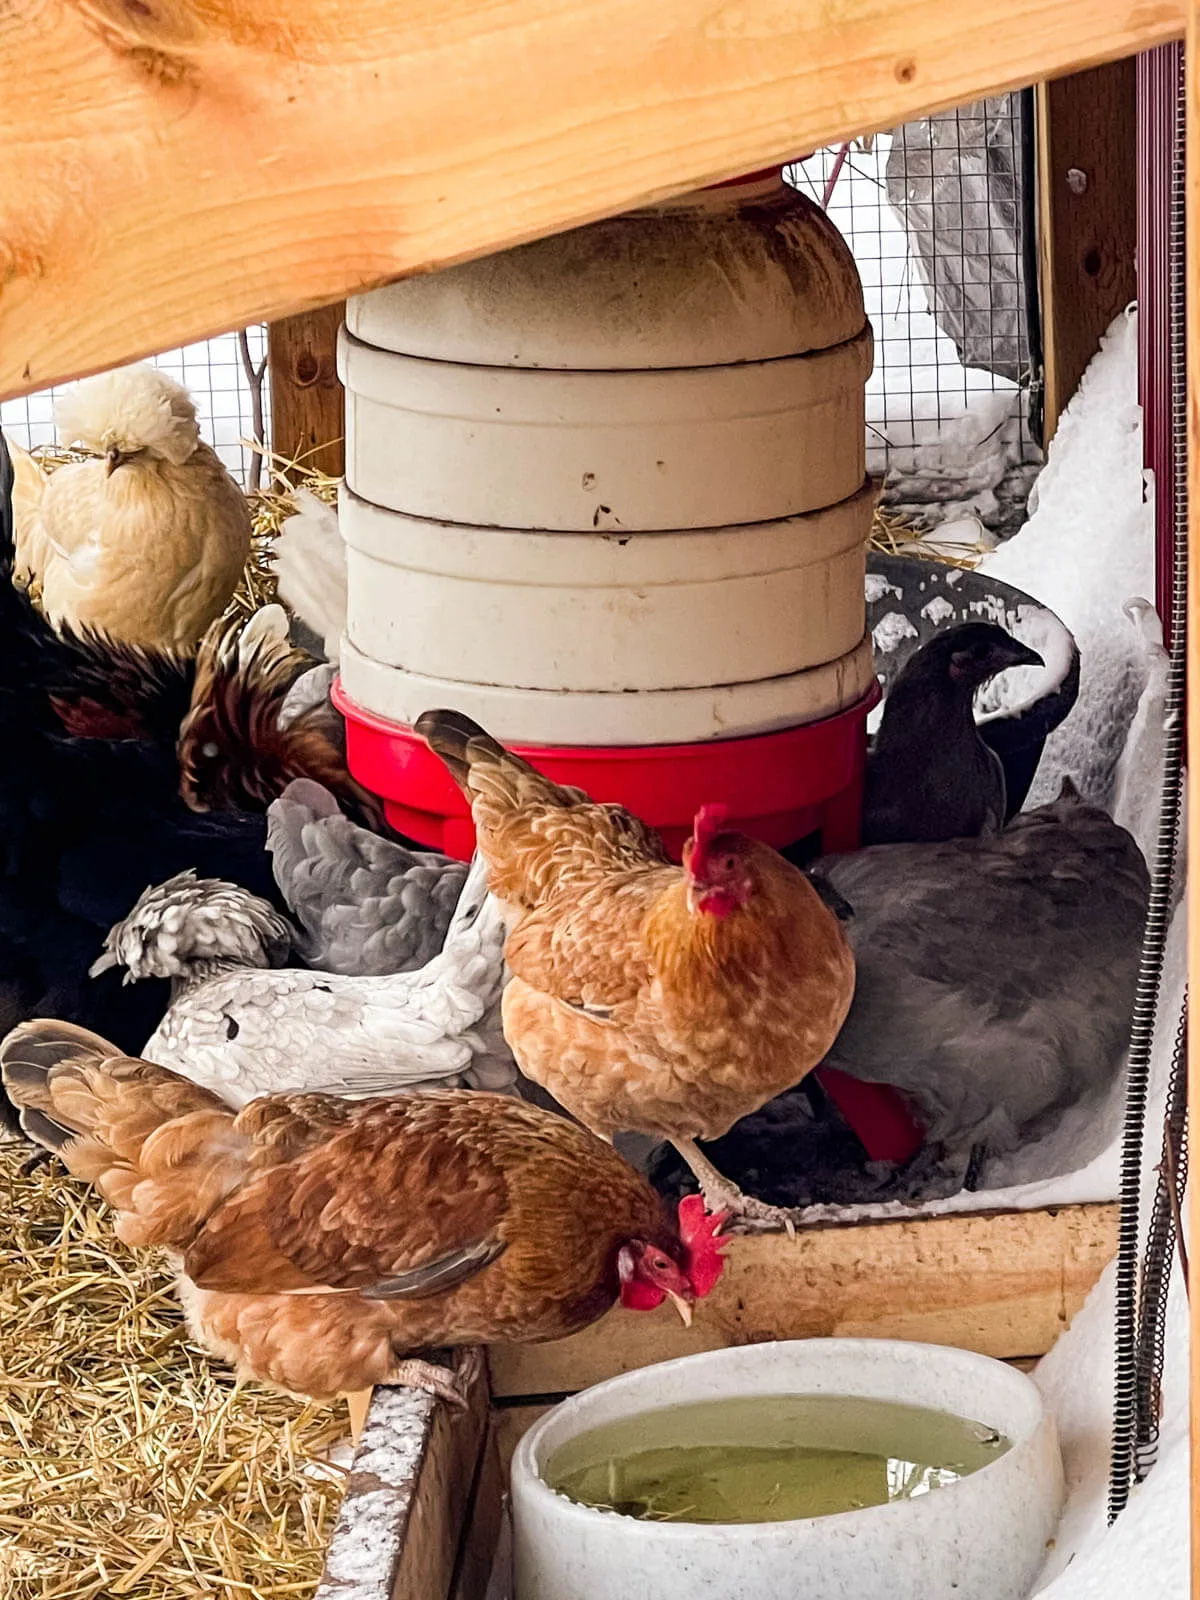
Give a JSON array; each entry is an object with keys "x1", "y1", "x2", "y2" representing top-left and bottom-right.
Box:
[
  {"x1": 1187, "y1": 8, "x2": 1200, "y2": 1593},
  {"x1": 1036, "y1": 59, "x2": 1137, "y2": 442},
  {"x1": 267, "y1": 303, "x2": 346, "y2": 480}
]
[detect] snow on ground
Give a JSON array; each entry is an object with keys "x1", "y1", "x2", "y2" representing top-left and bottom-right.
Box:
[{"x1": 978, "y1": 308, "x2": 1153, "y2": 810}]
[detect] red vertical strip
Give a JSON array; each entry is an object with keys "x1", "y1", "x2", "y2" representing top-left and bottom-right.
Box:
[{"x1": 1138, "y1": 43, "x2": 1183, "y2": 648}]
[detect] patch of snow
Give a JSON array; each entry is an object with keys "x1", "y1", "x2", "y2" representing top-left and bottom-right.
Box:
[
  {"x1": 872, "y1": 611, "x2": 919, "y2": 654},
  {"x1": 919, "y1": 595, "x2": 955, "y2": 626},
  {"x1": 318, "y1": 1385, "x2": 435, "y2": 1597},
  {"x1": 974, "y1": 604, "x2": 1076, "y2": 722},
  {"x1": 865, "y1": 573, "x2": 903, "y2": 604},
  {"x1": 979, "y1": 307, "x2": 1153, "y2": 809}
]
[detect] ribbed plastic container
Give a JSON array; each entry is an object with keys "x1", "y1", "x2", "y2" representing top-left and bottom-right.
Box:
[{"x1": 341, "y1": 169, "x2": 873, "y2": 751}]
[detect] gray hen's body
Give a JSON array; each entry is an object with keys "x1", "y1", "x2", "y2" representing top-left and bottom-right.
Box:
[
  {"x1": 267, "y1": 779, "x2": 468, "y2": 976},
  {"x1": 814, "y1": 788, "x2": 1149, "y2": 1184}
]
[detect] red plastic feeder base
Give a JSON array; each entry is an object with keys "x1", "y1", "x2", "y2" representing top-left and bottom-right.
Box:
[{"x1": 333, "y1": 680, "x2": 881, "y2": 864}]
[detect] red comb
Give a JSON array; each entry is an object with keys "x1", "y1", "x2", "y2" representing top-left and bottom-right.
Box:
[
  {"x1": 678, "y1": 1193, "x2": 728, "y2": 1299},
  {"x1": 692, "y1": 803, "x2": 730, "y2": 845},
  {"x1": 688, "y1": 803, "x2": 731, "y2": 879}
]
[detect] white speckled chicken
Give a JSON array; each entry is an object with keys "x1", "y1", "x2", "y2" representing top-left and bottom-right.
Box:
[
  {"x1": 20, "y1": 365, "x2": 251, "y2": 650},
  {"x1": 90, "y1": 857, "x2": 516, "y2": 1105},
  {"x1": 266, "y1": 778, "x2": 469, "y2": 976}
]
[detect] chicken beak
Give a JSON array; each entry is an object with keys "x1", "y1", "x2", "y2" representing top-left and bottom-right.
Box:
[
  {"x1": 105, "y1": 447, "x2": 123, "y2": 477},
  {"x1": 665, "y1": 1290, "x2": 694, "y2": 1327}
]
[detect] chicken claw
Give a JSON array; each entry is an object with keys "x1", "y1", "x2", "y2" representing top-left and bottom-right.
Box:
[
  {"x1": 389, "y1": 1349, "x2": 484, "y2": 1410},
  {"x1": 671, "y1": 1138, "x2": 798, "y2": 1238}
]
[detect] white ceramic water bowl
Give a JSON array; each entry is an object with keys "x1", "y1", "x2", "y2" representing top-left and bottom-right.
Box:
[{"x1": 511, "y1": 1339, "x2": 1063, "y2": 1600}]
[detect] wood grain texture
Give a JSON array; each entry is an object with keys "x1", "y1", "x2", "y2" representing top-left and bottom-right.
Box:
[
  {"x1": 0, "y1": 0, "x2": 1183, "y2": 400},
  {"x1": 1037, "y1": 60, "x2": 1138, "y2": 440},
  {"x1": 487, "y1": 1204, "x2": 1118, "y2": 1397},
  {"x1": 268, "y1": 305, "x2": 346, "y2": 478},
  {"x1": 1187, "y1": 5, "x2": 1199, "y2": 1589}
]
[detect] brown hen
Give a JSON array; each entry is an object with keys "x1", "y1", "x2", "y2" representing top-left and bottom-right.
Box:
[
  {"x1": 417, "y1": 710, "x2": 856, "y2": 1225},
  {"x1": 1, "y1": 1019, "x2": 724, "y2": 1405}
]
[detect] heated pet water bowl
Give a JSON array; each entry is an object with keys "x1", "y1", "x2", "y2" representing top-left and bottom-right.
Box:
[
  {"x1": 867, "y1": 553, "x2": 1080, "y2": 816},
  {"x1": 511, "y1": 1339, "x2": 1063, "y2": 1600}
]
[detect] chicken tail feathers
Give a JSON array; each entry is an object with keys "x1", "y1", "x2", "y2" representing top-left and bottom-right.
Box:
[
  {"x1": 0, "y1": 1019, "x2": 245, "y2": 1249},
  {"x1": 415, "y1": 710, "x2": 514, "y2": 791}
]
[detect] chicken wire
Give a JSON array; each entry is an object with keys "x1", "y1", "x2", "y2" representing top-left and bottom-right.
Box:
[
  {"x1": 789, "y1": 93, "x2": 1042, "y2": 541},
  {"x1": 0, "y1": 327, "x2": 270, "y2": 488}
]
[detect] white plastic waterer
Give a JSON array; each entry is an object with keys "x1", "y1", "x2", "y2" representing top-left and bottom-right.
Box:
[
  {"x1": 510, "y1": 1340, "x2": 1064, "y2": 1600},
  {"x1": 338, "y1": 170, "x2": 877, "y2": 748}
]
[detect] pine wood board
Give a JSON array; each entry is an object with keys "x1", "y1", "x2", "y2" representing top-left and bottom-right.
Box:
[
  {"x1": 487, "y1": 1203, "x2": 1118, "y2": 1398},
  {"x1": 313, "y1": 1349, "x2": 487, "y2": 1600},
  {"x1": 0, "y1": 0, "x2": 1182, "y2": 401},
  {"x1": 1036, "y1": 60, "x2": 1138, "y2": 441}
]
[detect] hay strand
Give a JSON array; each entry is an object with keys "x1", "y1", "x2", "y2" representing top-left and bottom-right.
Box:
[{"x1": 0, "y1": 1139, "x2": 348, "y2": 1599}]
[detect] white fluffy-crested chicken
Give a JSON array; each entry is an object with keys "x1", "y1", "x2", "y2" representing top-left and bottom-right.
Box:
[
  {"x1": 270, "y1": 489, "x2": 346, "y2": 663},
  {"x1": 90, "y1": 857, "x2": 515, "y2": 1104},
  {"x1": 20, "y1": 365, "x2": 251, "y2": 650},
  {"x1": 267, "y1": 779, "x2": 469, "y2": 976},
  {"x1": 2, "y1": 1021, "x2": 726, "y2": 1403}
]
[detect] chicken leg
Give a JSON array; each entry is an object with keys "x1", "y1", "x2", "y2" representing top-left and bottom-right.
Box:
[{"x1": 671, "y1": 1138, "x2": 798, "y2": 1237}]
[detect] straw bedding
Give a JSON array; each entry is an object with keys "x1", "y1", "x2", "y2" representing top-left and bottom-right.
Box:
[{"x1": 0, "y1": 1138, "x2": 349, "y2": 1599}]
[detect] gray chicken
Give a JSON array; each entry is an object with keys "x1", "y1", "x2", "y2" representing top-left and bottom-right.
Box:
[
  {"x1": 89, "y1": 856, "x2": 516, "y2": 1106},
  {"x1": 650, "y1": 782, "x2": 1148, "y2": 1208},
  {"x1": 815, "y1": 781, "x2": 1148, "y2": 1191},
  {"x1": 266, "y1": 778, "x2": 468, "y2": 976},
  {"x1": 863, "y1": 621, "x2": 1044, "y2": 845}
]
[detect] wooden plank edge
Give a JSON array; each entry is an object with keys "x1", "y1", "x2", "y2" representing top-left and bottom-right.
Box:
[
  {"x1": 315, "y1": 1349, "x2": 487, "y2": 1600},
  {"x1": 0, "y1": 1, "x2": 1183, "y2": 399},
  {"x1": 487, "y1": 1202, "x2": 1118, "y2": 1398}
]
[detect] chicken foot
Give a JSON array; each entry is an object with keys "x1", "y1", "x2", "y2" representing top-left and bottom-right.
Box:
[
  {"x1": 388, "y1": 1347, "x2": 484, "y2": 1410},
  {"x1": 670, "y1": 1138, "x2": 798, "y2": 1237}
]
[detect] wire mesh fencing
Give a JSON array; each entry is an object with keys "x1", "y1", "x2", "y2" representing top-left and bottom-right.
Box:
[
  {"x1": 0, "y1": 327, "x2": 270, "y2": 489},
  {"x1": 789, "y1": 92, "x2": 1042, "y2": 541}
]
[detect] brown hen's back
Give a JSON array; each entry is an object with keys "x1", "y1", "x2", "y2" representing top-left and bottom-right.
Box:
[
  {"x1": 415, "y1": 709, "x2": 669, "y2": 908},
  {"x1": 1, "y1": 1020, "x2": 678, "y2": 1398}
]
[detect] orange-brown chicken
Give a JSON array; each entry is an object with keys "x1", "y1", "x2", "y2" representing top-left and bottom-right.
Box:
[
  {"x1": 416, "y1": 710, "x2": 857, "y2": 1224},
  {"x1": 1, "y1": 1019, "x2": 724, "y2": 1404}
]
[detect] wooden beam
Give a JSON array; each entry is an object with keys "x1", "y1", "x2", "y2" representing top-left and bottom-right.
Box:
[
  {"x1": 487, "y1": 1203, "x2": 1118, "y2": 1398},
  {"x1": 0, "y1": 0, "x2": 1183, "y2": 402},
  {"x1": 1036, "y1": 59, "x2": 1138, "y2": 441},
  {"x1": 1186, "y1": 7, "x2": 1199, "y2": 1593},
  {"x1": 267, "y1": 305, "x2": 346, "y2": 480}
]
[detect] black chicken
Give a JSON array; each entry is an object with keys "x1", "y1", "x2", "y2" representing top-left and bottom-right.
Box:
[{"x1": 862, "y1": 621, "x2": 1044, "y2": 846}]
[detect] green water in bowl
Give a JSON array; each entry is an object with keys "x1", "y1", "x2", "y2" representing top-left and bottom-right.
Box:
[{"x1": 545, "y1": 1393, "x2": 1010, "y2": 1525}]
